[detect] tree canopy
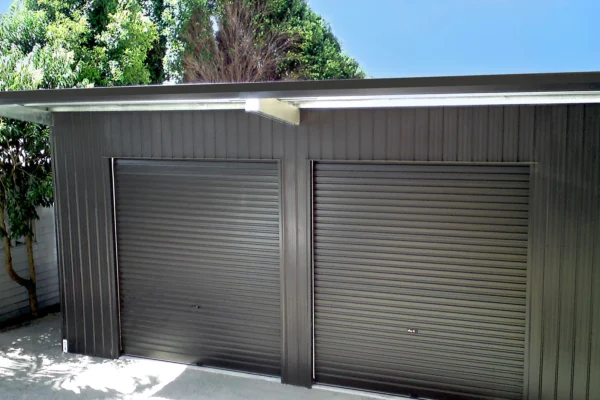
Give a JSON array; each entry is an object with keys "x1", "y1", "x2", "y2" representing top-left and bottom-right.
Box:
[
  {"x1": 154, "y1": 0, "x2": 364, "y2": 83},
  {"x1": 20, "y1": 0, "x2": 159, "y2": 87},
  {"x1": 2, "y1": 0, "x2": 363, "y2": 86},
  {"x1": 268, "y1": 0, "x2": 364, "y2": 80}
]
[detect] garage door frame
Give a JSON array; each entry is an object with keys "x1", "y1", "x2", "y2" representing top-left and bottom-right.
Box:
[
  {"x1": 309, "y1": 160, "x2": 535, "y2": 399},
  {"x1": 109, "y1": 157, "x2": 285, "y2": 376}
]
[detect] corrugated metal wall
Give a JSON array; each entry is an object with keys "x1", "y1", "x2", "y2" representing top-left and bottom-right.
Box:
[
  {"x1": 0, "y1": 206, "x2": 59, "y2": 324},
  {"x1": 51, "y1": 105, "x2": 600, "y2": 398}
]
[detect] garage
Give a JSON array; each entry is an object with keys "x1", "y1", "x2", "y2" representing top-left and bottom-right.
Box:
[
  {"x1": 313, "y1": 162, "x2": 530, "y2": 399},
  {"x1": 114, "y1": 159, "x2": 282, "y2": 376},
  {"x1": 2, "y1": 73, "x2": 598, "y2": 398}
]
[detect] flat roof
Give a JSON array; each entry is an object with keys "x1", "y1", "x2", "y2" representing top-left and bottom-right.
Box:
[
  {"x1": 2, "y1": 71, "x2": 600, "y2": 105},
  {"x1": 2, "y1": 71, "x2": 600, "y2": 125}
]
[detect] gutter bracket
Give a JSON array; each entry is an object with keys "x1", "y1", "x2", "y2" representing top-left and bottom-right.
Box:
[
  {"x1": 245, "y1": 98, "x2": 300, "y2": 126},
  {"x1": 0, "y1": 105, "x2": 54, "y2": 126}
]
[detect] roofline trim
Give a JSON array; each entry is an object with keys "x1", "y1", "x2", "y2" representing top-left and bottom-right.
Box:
[
  {"x1": 37, "y1": 90, "x2": 600, "y2": 113},
  {"x1": 1, "y1": 71, "x2": 600, "y2": 107}
]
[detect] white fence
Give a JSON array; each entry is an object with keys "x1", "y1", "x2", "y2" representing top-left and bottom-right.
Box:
[{"x1": 0, "y1": 207, "x2": 59, "y2": 324}]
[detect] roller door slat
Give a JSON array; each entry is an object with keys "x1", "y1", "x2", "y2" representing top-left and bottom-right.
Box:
[
  {"x1": 317, "y1": 301, "x2": 525, "y2": 327},
  {"x1": 115, "y1": 160, "x2": 281, "y2": 376},
  {"x1": 316, "y1": 190, "x2": 527, "y2": 204},
  {"x1": 315, "y1": 176, "x2": 530, "y2": 189},
  {"x1": 317, "y1": 262, "x2": 527, "y2": 281},
  {"x1": 315, "y1": 196, "x2": 530, "y2": 211},
  {"x1": 313, "y1": 162, "x2": 529, "y2": 399},
  {"x1": 315, "y1": 183, "x2": 528, "y2": 197}
]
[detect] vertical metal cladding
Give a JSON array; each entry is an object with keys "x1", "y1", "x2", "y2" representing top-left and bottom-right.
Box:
[
  {"x1": 51, "y1": 105, "x2": 600, "y2": 397},
  {"x1": 52, "y1": 113, "x2": 119, "y2": 359}
]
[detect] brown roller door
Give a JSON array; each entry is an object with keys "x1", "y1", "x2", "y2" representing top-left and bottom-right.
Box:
[
  {"x1": 115, "y1": 159, "x2": 282, "y2": 376},
  {"x1": 313, "y1": 162, "x2": 530, "y2": 399}
]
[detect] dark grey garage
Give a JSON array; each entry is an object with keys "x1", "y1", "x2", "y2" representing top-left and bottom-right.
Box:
[{"x1": 0, "y1": 72, "x2": 598, "y2": 400}]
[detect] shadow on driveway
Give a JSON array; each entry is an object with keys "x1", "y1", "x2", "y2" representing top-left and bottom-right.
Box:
[{"x1": 0, "y1": 313, "x2": 375, "y2": 400}]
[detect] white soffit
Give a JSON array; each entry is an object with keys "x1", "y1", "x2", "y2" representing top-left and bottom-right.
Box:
[
  {"x1": 286, "y1": 90, "x2": 600, "y2": 108},
  {"x1": 44, "y1": 99, "x2": 247, "y2": 112},
  {"x1": 0, "y1": 105, "x2": 53, "y2": 126},
  {"x1": 22, "y1": 90, "x2": 600, "y2": 115}
]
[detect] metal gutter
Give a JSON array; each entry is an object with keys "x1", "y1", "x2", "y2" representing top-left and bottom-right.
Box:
[{"x1": 1, "y1": 71, "x2": 600, "y2": 106}]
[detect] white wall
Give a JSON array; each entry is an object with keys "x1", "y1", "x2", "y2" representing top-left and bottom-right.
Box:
[{"x1": 0, "y1": 207, "x2": 59, "y2": 324}]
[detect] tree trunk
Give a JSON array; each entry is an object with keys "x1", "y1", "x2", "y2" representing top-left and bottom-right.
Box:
[
  {"x1": 25, "y1": 234, "x2": 38, "y2": 318},
  {"x1": 0, "y1": 212, "x2": 37, "y2": 317}
]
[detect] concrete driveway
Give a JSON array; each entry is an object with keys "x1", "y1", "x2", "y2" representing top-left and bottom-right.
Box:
[{"x1": 0, "y1": 314, "x2": 388, "y2": 400}]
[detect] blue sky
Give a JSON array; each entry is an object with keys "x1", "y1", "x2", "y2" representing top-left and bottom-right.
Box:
[
  {"x1": 309, "y1": 0, "x2": 600, "y2": 77},
  {"x1": 1, "y1": 0, "x2": 599, "y2": 78}
]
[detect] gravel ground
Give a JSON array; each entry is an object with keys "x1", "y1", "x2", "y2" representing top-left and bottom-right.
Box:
[{"x1": 0, "y1": 313, "x2": 394, "y2": 400}]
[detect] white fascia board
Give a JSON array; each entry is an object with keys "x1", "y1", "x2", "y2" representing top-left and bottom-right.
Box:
[
  {"x1": 245, "y1": 98, "x2": 300, "y2": 126},
  {"x1": 0, "y1": 105, "x2": 53, "y2": 126}
]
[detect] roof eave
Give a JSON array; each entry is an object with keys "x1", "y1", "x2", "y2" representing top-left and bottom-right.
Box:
[{"x1": 2, "y1": 71, "x2": 600, "y2": 107}]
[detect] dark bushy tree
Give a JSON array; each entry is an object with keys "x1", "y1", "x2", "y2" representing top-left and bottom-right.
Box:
[
  {"x1": 183, "y1": 0, "x2": 296, "y2": 82},
  {"x1": 162, "y1": 0, "x2": 364, "y2": 83}
]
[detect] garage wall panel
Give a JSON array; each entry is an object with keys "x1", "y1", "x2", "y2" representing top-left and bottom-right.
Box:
[
  {"x1": 442, "y1": 107, "x2": 458, "y2": 161},
  {"x1": 556, "y1": 105, "x2": 584, "y2": 399},
  {"x1": 52, "y1": 105, "x2": 600, "y2": 398}
]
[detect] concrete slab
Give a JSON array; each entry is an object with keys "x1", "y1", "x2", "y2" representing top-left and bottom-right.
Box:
[{"x1": 0, "y1": 314, "x2": 389, "y2": 400}]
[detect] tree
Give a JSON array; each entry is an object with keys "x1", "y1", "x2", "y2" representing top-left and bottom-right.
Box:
[
  {"x1": 27, "y1": 0, "x2": 159, "y2": 87},
  {"x1": 0, "y1": 3, "x2": 77, "y2": 316},
  {"x1": 161, "y1": 0, "x2": 364, "y2": 83},
  {"x1": 267, "y1": 0, "x2": 364, "y2": 80},
  {"x1": 0, "y1": 122, "x2": 53, "y2": 317},
  {"x1": 0, "y1": 0, "x2": 159, "y2": 317},
  {"x1": 183, "y1": 0, "x2": 296, "y2": 82}
]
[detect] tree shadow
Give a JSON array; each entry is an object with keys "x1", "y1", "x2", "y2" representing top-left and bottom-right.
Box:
[
  {"x1": 0, "y1": 313, "x2": 369, "y2": 400},
  {"x1": 0, "y1": 314, "x2": 186, "y2": 399}
]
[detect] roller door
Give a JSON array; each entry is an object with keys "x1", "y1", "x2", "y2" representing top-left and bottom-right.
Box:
[
  {"x1": 115, "y1": 160, "x2": 281, "y2": 376},
  {"x1": 313, "y1": 162, "x2": 530, "y2": 399}
]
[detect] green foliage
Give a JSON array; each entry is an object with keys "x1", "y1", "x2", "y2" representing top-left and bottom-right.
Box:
[
  {"x1": 26, "y1": 0, "x2": 159, "y2": 87},
  {"x1": 266, "y1": 0, "x2": 364, "y2": 80},
  {"x1": 94, "y1": 0, "x2": 159, "y2": 86},
  {"x1": 140, "y1": 0, "x2": 167, "y2": 82},
  {"x1": 0, "y1": 4, "x2": 73, "y2": 238},
  {"x1": 0, "y1": 5, "x2": 48, "y2": 52},
  {"x1": 160, "y1": 0, "x2": 188, "y2": 83},
  {"x1": 161, "y1": 0, "x2": 363, "y2": 83},
  {"x1": 0, "y1": 4, "x2": 76, "y2": 91},
  {"x1": 160, "y1": 0, "x2": 210, "y2": 83},
  {"x1": 0, "y1": 120, "x2": 52, "y2": 239}
]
